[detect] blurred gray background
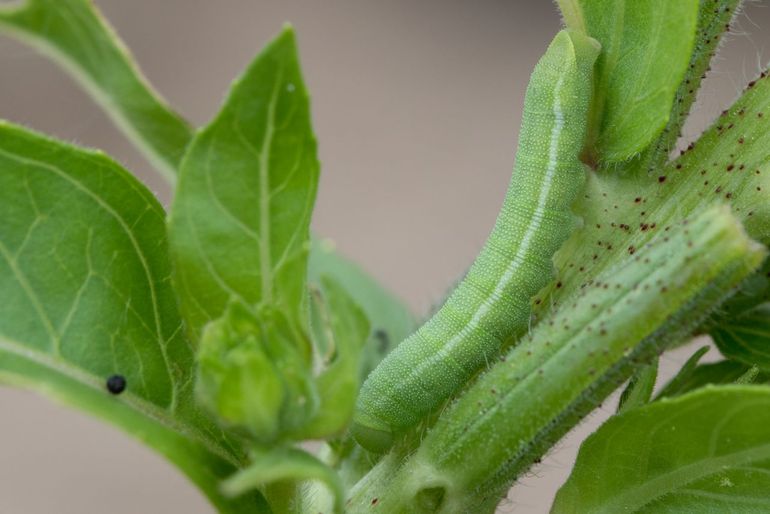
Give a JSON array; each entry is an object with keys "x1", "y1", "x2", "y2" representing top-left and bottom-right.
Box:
[{"x1": 1, "y1": 1, "x2": 769, "y2": 512}]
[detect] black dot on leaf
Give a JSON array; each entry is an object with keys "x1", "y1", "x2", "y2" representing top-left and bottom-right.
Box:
[{"x1": 106, "y1": 374, "x2": 127, "y2": 395}]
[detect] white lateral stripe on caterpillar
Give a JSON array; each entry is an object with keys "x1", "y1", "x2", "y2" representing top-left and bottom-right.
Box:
[
  {"x1": 397, "y1": 73, "x2": 568, "y2": 390},
  {"x1": 351, "y1": 30, "x2": 601, "y2": 453}
]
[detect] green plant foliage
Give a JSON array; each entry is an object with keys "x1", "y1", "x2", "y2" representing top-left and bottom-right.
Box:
[
  {"x1": 0, "y1": 121, "x2": 266, "y2": 514},
  {"x1": 168, "y1": 27, "x2": 319, "y2": 342},
  {"x1": 631, "y1": 0, "x2": 742, "y2": 174},
  {"x1": 0, "y1": 0, "x2": 413, "y2": 337},
  {"x1": 4, "y1": 0, "x2": 770, "y2": 513},
  {"x1": 196, "y1": 300, "x2": 315, "y2": 442},
  {"x1": 534, "y1": 63, "x2": 770, "y2": 329},
  {"x1": 553, "y1": 385, "x2": 770, "y2": 513},
  {"x1": 0, "y1": 0, "x2": 191, "y2": 182},
  {"x1": 223, "y1": 446, "x2": 345, "y2": 514},
  {"x1": 617, "y1": 359, "x2": 658, "y2": 413},
  {"x1": 655, "y1": 345, "x2": 711, "y2": 399},
  {"x1": 305, "y1": 276, "x2": 370, "y2": 438},
  {"x1": 712, "y1": 304, "x2": 770, "y2": 372},
  {"x1": 709, "y1": 258, "x2": 770, "y2": 326},
  {"x1": 660, "y1": 360, "x2": 770, "y2": 398},
  {"x1": 308, "y1": 238, "x2": 415, "y2": 375},
  {"x1": 558, "y1": 0, "x2": 699, "y2": 162}
]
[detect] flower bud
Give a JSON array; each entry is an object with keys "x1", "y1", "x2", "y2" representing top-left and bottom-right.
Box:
[{"x1": 196, "y1": 300, "x2": 317, "y2": 442}]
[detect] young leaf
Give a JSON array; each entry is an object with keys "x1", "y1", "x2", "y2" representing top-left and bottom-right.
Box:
[
  {"x1": 558, "y1": 0, "x2": 699, "y2": 162},
  {"x1": 0, "y1": 0, "x2": 192, "y2": 182},
  {"x1": 223, "y1": 446, "x2": 345, "y2": 514},
  {"x1": 308, "y1": 238, "x2": 415, "y2": 372},
  {"x1": 168, "y1": 26, "x2": 319, "y2": 342},
  {"x1": 303, "y1": 275, "x2": 370, "y2": 438},
  {"x1": 631, "y1": 0, "x2": 742, "y2": 174},
  {"x1": 617, "y1": 358, "x2": 658, "y2": 413},
  {"x1": 0, "y1": 121, "x2": 266, "y2": 514},
  {"x1": 710, "y1": 258, "x2": 770, "y2": 326},
  {"x1": 196, "y1": 300, "x2": 317, "y2": 443},
  {"x1": 655, "y1": 345, "x2": 710, "y2": 399},
  {"x1": 712, "y1": 303, "x2": 770, "y2": 372},
  {"x1": 659, "y1": 359, "x2": 770, "y2": 398},
  {"x1": 552, "y1": 385, "x2": 770, "y2": 513}
]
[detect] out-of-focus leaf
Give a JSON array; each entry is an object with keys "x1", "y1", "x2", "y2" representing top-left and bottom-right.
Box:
[
  {"x1": 0, "y1": 0, "x2": 192, "y2": 182},
  {"x1": 659, "y1": 359, "x2": 770, "y2": 399},
  {"x1": 712, "y1": 303, "x2": 770, "y2": 372},
  {"x1": 304, "y1": 275, "x2": 370, "y2": 438},
  {"x1": 308, "y1": 239, "x2": 414, "y2": 377},
  {"x1": 223, "y1": 446, "x2": 344, "y2": 514}
]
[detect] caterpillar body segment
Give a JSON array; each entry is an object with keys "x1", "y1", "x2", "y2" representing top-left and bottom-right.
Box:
[{"x1": 352, "y1": 30, "x2": 601, "y2": 452}]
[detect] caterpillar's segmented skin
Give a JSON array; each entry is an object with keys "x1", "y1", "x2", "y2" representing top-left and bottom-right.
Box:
[{"x1": 352, "y1": 30, "x2": 601, "y2": 452}]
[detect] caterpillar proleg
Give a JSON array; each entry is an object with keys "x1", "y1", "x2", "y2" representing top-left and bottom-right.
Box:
[{"x1": 352, "y1": 30, "x2": 600, "y2": 452}]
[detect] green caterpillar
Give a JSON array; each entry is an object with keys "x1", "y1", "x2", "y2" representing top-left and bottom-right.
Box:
[{"x1": 352, "y1": 30, "x2": 601, "y2": 452}]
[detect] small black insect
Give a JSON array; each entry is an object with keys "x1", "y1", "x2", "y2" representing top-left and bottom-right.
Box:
[{"x1": 106, "y1": 374, "x2": 127, "y2": 395}]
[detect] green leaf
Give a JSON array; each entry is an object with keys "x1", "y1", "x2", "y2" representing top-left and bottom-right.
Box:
[
  {"x1": 308, "y1": 238, "x2": 414, "y2": 377},
  {"x1": 304, "y1": 275, "x2": 370, "y2": 438},
  {"x1": 700, "y1": 258, "x2": 770, "y2": 340},
  {"x1": 737, "y1": 365, "x2": 762, "y2": 385},
  {"x1": 655, "y1": 345, "x2": 710, "y2": 399},
  {"x1": 223, "y1": 446, "x2": 344, "y2": 514},
  {"x1": 658, "y1": 360, "x2": 745, "y2": 397},
  {"x1": 658, "y1": 360, "x2": 770, "y2": 399},
  {"x1": 168, "y1": 26, "x2": 319, "y2": 342},
  {"x1": 0, "y1": 2, "x2": 412, "y2": 342},
  {"x1": 712, "y1": 303, "x2": 770, "y2": 372},
  {"x1": 630, "y1": 0, "x2": 741, "y2": 174},
  {"x1": 713, "y1": 258, "x2": 770, "y2": 322},
  {"x1": 0, "y1": 121, "x2": 267, "y2": 513},
  {"x1": 617, "y1": 358, "x2": 658, "y2": 413},
  {"x1": 0, "y1": 0, "x2": 192, "y2": 182},
  {"x1": 558, "y1": 0, "x2": 699, "y2": 162},
  {"x1": 552, "y1": 385, "x2": 770, "y2": 513}
]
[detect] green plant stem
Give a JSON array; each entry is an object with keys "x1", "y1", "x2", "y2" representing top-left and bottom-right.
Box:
[
  {"x1": 533, "y1": 65, "x2": 770, "y2": 326},
  {"x1": 347, "y1": 206, "x2": 765, "y2": 513}
]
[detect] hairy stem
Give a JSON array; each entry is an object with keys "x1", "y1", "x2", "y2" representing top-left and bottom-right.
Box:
[{"x1": 348, "y1": 206, "x2": 766, "y2": 513}]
